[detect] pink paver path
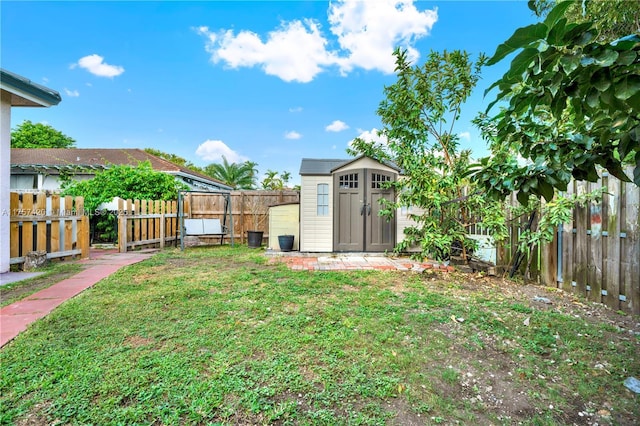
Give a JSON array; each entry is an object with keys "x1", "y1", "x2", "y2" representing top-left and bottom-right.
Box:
[{"x1": 0, "y1": 250, "x2": 156, "y2": 348}]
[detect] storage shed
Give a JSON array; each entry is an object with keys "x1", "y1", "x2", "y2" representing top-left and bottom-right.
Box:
[
  {"x1": 268, "y1": 202, "x2": 300, "y2": 251},
  {"x1": 299, "y1": 156, "x2": 403, "y2": 253}
]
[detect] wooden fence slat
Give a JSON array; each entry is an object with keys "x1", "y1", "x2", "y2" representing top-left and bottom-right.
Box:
[
  {"x1": 622, "y1": 179, "x2": 640, "y2": 315},
  {"x1": 141, "y1": 200, "x2": 148, "y2": 243},
  {"x1": 78, "y1": 215, "x2": 90, "y2": 258},
  {"x1": 604, "y1": 175, "x2": 621, "y2": 309},
  {"x1": 63, "y1": 196, "x2": 74, "y2": 252},
  {"x1": 574, "y1": 181, "x2": 589, "y2": 296},
  {"x1": 9, "y1": 193, "x2": 19, "y2": 258},
  {"x1": 160, "y1": 201, "x2": 165, "y2": 249},
  {"x1": 155, "y1": 200, "x2": 161, "y2": 242},
  {"x1": 126, "y1": 199, "x2": 133, "y2": 243},
  {"x1": 170, "y1": 200, "x2": 177, "y2": 242},
  {"x1": 589, "y1": 198, "x2": 604, "y2": 303},
  {"x1": 50, "y1": 194, "x2": 60, "y2": 253},
  {"x1": 146, "y1": 200, "x2": 153, "y2": 241},
  {"x1": 561, "y1": 182, "x2": 574, "y2": 293},
  {"x1": 21, "y1": 194, "x2": 34, "y2": 256},
  {"x1": 133, "y1": 199, "x2": 140, "y2": 243},
  {"x1": 36, "y1": 193, "x2": 47, "y2": 251}
]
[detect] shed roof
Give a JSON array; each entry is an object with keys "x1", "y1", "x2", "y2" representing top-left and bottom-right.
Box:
[
  {"x1": 299, "y1": 156, "x2": 401, "y2": 176},
  {"x1": 11, "y1": 148, "x2": 232, "y2": 190},
  {"x1": 0, "y1": 68, "x2": 62, "y2": 107},
  {"x1": 299, "y1": 158, "x2": 350, "y2": 176}
]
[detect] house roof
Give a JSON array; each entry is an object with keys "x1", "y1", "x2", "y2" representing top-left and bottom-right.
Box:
[
  {"x1": 0, "y1": 68, "x2": 62, "y2": 107},
  {"x1": 299, "y1": 156, "x2": 401, "y2": 176},
  {"x1": 11, "y1": 148, "x2": 232, "y2": 190}
]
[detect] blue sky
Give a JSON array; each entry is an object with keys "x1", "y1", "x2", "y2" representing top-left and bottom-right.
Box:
[{"x1": 2, "y1": 0, "x2": 537, "y2": 186}]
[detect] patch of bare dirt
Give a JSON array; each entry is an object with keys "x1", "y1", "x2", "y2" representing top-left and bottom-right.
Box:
[
  {"x1": 414, "y1": 273, "x2": 640, "y2": 425},
  {"x1": 123, "y1": 335, "x2": 155, "y2": 348},
  {"x1": 14, "y1": 401, "x2": 55, "y2": 426}
]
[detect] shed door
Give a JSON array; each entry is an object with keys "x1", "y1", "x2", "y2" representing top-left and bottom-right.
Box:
[
  {"x1": 365, "y1": 170, "x2": 395, "y2": 252},
  {"x1": 334, "y1": 170, "x2": 364, "y2": 251},
  {"x1": 333, "y1": 169, "x2": 395, "y2": 252}
]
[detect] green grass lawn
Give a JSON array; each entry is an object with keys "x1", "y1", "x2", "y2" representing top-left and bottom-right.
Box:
[{"x1": 1, "y1": 246, "x2": 638, "y2": 425}]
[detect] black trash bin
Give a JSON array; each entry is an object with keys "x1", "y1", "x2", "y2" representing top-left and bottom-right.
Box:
[{"x1": 247, "y1": 231, "x2": 264, "y2": 248}]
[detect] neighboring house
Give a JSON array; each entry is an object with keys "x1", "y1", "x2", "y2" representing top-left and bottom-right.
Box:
[
  {"x1": 1, "y1": 68, "x2": 62, "y2": 274},
  {"x1": 299, "y1": 156, "x2": 403, "y2": 253},
  {"x1": 10, "y1": 148, "x2": 232, "y2": 192}
]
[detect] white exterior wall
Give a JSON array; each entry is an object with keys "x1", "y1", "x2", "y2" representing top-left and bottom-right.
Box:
[
  {"x1": 10, "y1": 173, "x2": 93, "y2": 192},
  {"x1": 300, "y1": 175, "x2": 333, "y2": 252},
  {"x1": 1, "y1": 91, "x2": 11, "y2": 272}
]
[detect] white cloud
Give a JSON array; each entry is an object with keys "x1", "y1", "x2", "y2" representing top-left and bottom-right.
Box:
[
  {"x1": 458, "y1": 131, "x2": 471, "y2": 140},
  {"x1": 328, "y1": 0, "x2": 437, "y2": 74},
  {"x1": 197, "y1": 0, "x2": 437, "y2": 82},
  {"x1": 352, "y1": 128, "x2": 387, "y2": 146},
  {"x1": 289, "y1": 106, "x2": 303, "y2": 113},
  {"x1": 71, "y1": 54, "x2": 125, "y2": 78},
  {"x1": 325, "y1": 120, "x2": 349, "y2": 132},
  {"x1": 195, "y1": 140, "x2": 248, "y2": 163},
  {"x1": 284, "y1": 130, "x2": 302, "y2": 140},
  {"x1": 63, "y1": 88, "x2": 79, "y2": 97},
  {"x1": 349, "y1": 128, "x2": 393, "y2": 154},
  {"x1": 198, "y1": 21, "x2": 334, "y2": 83}
]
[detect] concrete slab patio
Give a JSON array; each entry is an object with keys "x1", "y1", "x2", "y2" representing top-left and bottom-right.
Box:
[
  {"x1": 0, "y1": 250, "x2": 157, "y2": 348},
  {"x1": 266, "y1": 251, "x2": 455, "y2": 272}
]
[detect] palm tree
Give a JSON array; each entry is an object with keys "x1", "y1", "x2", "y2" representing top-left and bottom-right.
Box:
[
  {"x1": 281, "y1": 171, "x2": 292, "y2": 188},
  {"x1": 203, "y1": 157, "x2": 258, "y2": 189},
  {"x1": 261, "y1": 169, "x2": 283, "y2": 190}
]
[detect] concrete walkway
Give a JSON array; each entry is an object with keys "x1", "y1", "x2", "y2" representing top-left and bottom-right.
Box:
[{"x1": 0, "y1": 249, "x2": 157, "y2": 348}]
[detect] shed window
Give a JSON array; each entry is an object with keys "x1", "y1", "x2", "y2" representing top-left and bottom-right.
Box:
[
  {"x1": 339, "y1": 173, "x2": 358, "y2": 189},
  {"x1": 317, "y1": 183, "x2": 329, "y2": 216},
  {"x1": 371, "y1": 173, "x2": 390, "y2": 188}
]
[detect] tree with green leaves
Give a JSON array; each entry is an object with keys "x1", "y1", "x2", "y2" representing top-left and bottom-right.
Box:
[
  {"x1": 62, "y1": 161, "x2": 187, "y2": 242},
  {"x1": 349, "y1": 48, "x2": 507, "y2": 261},
  {"x1": 203, "y1": 157, "x2": 258, "y2": 189},
  {"x1": 474, "y1": 1, "x2": 640, "y2": 205},
  {"x1": 143, "y1": 148, "x2": 203, "y2": 173},
  {"x1": 11, "y1": 120, "x2": 76, "y2": 148},
  {"x1": 62, "y1": 161, "x2": 186, "y2": 214},
  {"x1": 530, "y1": 0, "x2": 639, "y2": 42}
]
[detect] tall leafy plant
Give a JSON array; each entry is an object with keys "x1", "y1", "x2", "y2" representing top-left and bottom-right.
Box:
[
  {"x1": 62, "y1": 162, "x2": 187, "y2": 241},
  {"x1": 349, "y1": 48, "x2": 507, "y2": 261},
  {"x1": 62, "y1": 161, "x2": 185, "y2": 213}
]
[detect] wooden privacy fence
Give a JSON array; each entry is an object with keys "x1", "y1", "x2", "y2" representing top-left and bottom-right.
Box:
[
  {"x1": 182, "y1": 190, "x2": 300, "y2": 244},
  {"x1": 9, "y1": 192, "x2": 89, "y2": 265},
  {"x1": 116, "y1": 191, "x2": 299, "y2": 252},
  {"x1": 499, "y1": 168, "x2": 640, "y2": 314},
  {"x1": 117, "y1": 198, "x2": 179, "y2": 253}
]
